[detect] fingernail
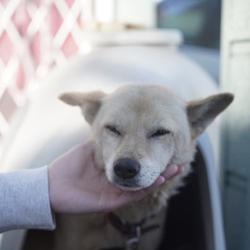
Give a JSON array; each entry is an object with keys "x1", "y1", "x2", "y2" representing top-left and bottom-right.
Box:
[
  {"x1": 158, "y1": 176, "x2": 166, "y2": 185},
  {"x1": 168, "y1": 165, "x2": 178, "y2": 176},
  {"x1": 171, "y1": 165, "x2": 178, "y2": 172}
]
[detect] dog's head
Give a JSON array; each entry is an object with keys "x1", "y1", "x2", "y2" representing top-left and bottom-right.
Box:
[{"x1": 60, "y1": 85, "x2": 233, "y2": 190}]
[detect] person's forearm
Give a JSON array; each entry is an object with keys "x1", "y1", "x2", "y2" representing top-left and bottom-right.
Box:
[{"x1": 0, "y1": 166, "x2": 55, "y2": 233}]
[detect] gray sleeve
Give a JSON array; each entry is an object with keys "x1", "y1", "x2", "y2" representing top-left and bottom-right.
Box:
[{"x1": 0, "y1": 166, "x2": 56, "y2": 233}]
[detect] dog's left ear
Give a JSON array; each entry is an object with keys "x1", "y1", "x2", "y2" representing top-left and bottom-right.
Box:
[
  {"x1": 187, "y1": 93, "x2": 234, "y2": 139},
  {"x1": 59, "y1": 91, "x2": 106, "y2": 124}
]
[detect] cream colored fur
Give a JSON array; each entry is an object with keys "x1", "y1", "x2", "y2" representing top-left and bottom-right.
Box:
[{"x1": 55, "y1": 85, "x2": 233, "y2": 250}]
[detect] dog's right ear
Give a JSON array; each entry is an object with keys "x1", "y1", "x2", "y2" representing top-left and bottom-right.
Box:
[
  {"x1": 187, "y1": 93, "x2": 233, "y2": 139},
  {"x1": 59, "y1": 91, "x2": 106, "y2": 124}
]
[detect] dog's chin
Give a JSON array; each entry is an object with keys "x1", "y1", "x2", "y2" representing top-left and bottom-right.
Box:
[
  {"x1": 110, "y1": 178, "x2": 145, "y2": 191},
  {"x1": 106, "y1": 174, "x2": 154, "y2": 191},
  {"x1": 114, "y1": 183, "x2": 143, "y2": 191}
]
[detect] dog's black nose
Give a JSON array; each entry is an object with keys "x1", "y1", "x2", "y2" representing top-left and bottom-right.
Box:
[{"x1": 114, "y1": 158, "x2": 140, "y2": 179}]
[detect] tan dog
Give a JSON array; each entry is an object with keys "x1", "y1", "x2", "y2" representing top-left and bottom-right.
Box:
[{"x1": 55, "y1": 85, "x2": 233, "y2": 250}]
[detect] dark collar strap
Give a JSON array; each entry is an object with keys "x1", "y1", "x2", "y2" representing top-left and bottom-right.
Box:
[
  {"x1": 105, "y1": 212, "x2": 160, "y2": 250},
  {"x1": 100, "y1": 248, "x2": 124, "y2": 250}
]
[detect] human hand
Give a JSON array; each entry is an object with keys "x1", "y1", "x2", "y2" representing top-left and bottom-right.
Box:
[{"x1": 48, "y1": 142, "x2": 181, "y2": 213}]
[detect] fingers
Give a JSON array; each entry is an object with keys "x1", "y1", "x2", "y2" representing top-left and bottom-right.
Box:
[
  {"x1": 161, "y1": 165, "x2": 181, "y2": 180},
  {"x1": 150, "y1": 165, "x2": 181, "y2": 188}
]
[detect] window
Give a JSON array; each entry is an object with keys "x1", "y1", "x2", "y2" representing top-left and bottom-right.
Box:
[{"x1": 156, "y1": 0, "x2": 221, "y2": 48}]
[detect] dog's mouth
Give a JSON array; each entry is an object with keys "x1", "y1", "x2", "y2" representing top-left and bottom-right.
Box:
[
  {"x1": 115, "y1": 183, "x2": 143, "y2": 191},
  {"x1": 112, "y1": 177, "x2": 144, "y2": 191}
]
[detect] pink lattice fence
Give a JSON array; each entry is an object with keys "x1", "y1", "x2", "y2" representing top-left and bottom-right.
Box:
[{"x1": 0, "y1": 0, "x2": 89, "y2": 144}]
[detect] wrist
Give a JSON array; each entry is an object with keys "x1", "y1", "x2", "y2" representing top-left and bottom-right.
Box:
[{"x1": 48, "y1": 164, "x2": 61, "y2": 212}]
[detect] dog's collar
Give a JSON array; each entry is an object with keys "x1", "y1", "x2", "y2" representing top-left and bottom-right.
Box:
[{"x1": 103, "y1": 212, "x2": 160, "y2": 250}]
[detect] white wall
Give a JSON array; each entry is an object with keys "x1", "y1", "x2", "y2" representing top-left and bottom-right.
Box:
[
  {"x1": 93, "y1": 0, "x2": 156, "y2": 27},
  {"x1": 117, "y1": 0, "x2": 156, "y2": 27},
  {"x1": 221, "y1": 1, "x2": 250, "y2": 250}
]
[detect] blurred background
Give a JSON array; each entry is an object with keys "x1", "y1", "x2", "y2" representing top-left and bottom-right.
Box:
[
  {"x1": 0, "y1": 1, "x2": 249, "y2": 250},
  {"x1": 0, "y1": 0, "x2": 221, "y2": 144}
]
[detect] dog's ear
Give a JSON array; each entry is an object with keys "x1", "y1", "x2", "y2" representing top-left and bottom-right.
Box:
[
  {"x1": 59, "y1": 91, "x2": 106, "y2": 124},
  {"x1": 187, "y1": 93, "x2": 234, "y2": 139}
]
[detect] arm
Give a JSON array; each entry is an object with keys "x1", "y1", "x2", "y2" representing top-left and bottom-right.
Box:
[
  {"x1": 0, "y1": 166, "x2": 55, "y2": 233},
  {"x1": 0, "y1": 142, "x2": 180, "y2": 233}
]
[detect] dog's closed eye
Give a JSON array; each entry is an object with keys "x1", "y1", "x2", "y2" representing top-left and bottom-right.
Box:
[
  {"x1": 149, "y1": 128, "x2": 171, "y2": 138},
  {"x1": 105, "y1": 125, "x2": 122, "y2": 136}
]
